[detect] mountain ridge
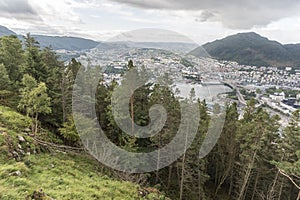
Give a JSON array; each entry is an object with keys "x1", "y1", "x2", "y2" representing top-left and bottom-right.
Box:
[
  {"x1": 31, "y1": 34, "x2": 100, "y2": 51},
  {"x1": 2, "y1": 25, "x2": 300, "y2": 67},
  {"x1": 0, "y1": 25, "x2": 100, "y2": 51},
  {"x1": 0, "y1": 25, "x2": 17, "y2": 36},
  {"x1": 190, "y1": 32, "x2": 300, "y2": 67}
]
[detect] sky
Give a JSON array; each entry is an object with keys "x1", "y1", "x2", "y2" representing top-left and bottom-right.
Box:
[{"x1": 1, "y1": 0, "x2": 300, "y2": 45}]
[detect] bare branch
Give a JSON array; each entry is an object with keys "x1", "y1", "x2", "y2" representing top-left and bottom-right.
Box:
[{"x1": 278, "y1": 168, "x2": 300, "y2": 190}]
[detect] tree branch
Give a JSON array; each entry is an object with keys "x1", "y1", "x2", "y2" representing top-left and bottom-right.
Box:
[{"x1": 278, "y1": 168, "x2": 300, "y2": 190}]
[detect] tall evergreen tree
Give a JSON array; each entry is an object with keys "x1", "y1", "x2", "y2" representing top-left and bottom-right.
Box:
[
  {"x1": 0, "y1": 35, "x2": 24, "y2": 84},
  {"x1": 18, "y1": 74, "x2": 51, "y2": 135}
]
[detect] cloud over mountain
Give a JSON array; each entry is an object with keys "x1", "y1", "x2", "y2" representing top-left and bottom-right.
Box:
[{"x1": 110, "y1": 0, "x2": 300, "y2": 29}]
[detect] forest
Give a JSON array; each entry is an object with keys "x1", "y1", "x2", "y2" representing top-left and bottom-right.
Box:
[{"x1": 0, "y1": 34, "x2": 299, "y2": 200}]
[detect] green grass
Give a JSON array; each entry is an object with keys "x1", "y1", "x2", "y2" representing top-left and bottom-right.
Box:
[
  {"x1": 0, "y1": 105, "x2": 167, "y2": 200},
  {"x1": 0, "y1": 153, "x2": 149, "y2": 199},
  {"x1": 0, "y1": 105, "x2": 31, "y2": 132},
  {"x1": 0, "y1": 105, "x2": 38, "y2": 161}
]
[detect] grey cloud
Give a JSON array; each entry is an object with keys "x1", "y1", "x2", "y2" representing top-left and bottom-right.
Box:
[
  {"x1": 110, "y1": 0, "x2": 300, "y2": 29},
  {"x1": 0, "y1": 0, "x2": 41, "y2": 20},
  {"x1": 195, "y1": 10, "x2": 215, "y2": 22}
]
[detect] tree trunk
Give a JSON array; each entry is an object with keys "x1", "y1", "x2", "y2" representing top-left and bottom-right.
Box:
[
  {"x1": 251, "y1": 172, "x2": 259, "y2": 200},
  {"x1": 268, "y1": 169, "x2": 280, "y2": 200},
  {"x1": 167, "y1": 165, "x2": 173, "y2": 189},
  {"x1": 277, "y1": 181, "x2": 283, "y2": 200},
  {"x1": 179, "y1": 118, "x2": 190, "y2": 200},
  {"x1": 214, "y1": 162, "x2": 219, "y2": 186},
  {"x1": 61, "y1": 70, "x2": 66, "y2": 123},
  {"x1": 229, "y1": 167, "x2": 234, "y2": 196},
  {"x1": 237, "y1": 148, "x2": 258, "y2": 200},
  {"x1": 156, "y1": 132, "x2": 161, "y2": 183},
  {"x1": 34, "y1": 112, "x2": 39, "y2": 136},
  {"x1": 130, "y1": 95, "x2": 134, "y2": 135},
  {"x1": 215, "y1": 157, "x2": 234, "y2": 195},
  {"x1": 179, "y1": 152, "x2": 186, "y2": 200},
  {"x1": 198, "y1": 168, "x2": 202, "y2": 200}
]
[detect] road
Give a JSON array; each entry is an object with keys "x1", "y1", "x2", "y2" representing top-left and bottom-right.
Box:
[{"x1": 222, "y1": 81, "x2": 247, "y2": 106}]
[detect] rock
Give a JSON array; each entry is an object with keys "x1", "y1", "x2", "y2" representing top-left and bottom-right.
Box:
[
  {"x1": 18, "y1": 135, "x2": 26, "y2": 142},
  {"x1": 26, "y1": 152, "x2": 31, "y2": 156},
  {"x1": 19, "y1": 149, "x2": 25, "y2": 155},
  {"x1": 9, "y1": 170, "x2": 21, "y2": 176},
  {"x1": 50, "y1": 164, "x2": 55, "y2": 168},
  {"x1": 24, "y1": 128, "x2": 31, "y2": 132},
  {"x1": 17, "y1": 143, "x2": 22, "y2": 149},
  {"x1": 28, "y1": 188, "x2": 55, "y2": 200}
]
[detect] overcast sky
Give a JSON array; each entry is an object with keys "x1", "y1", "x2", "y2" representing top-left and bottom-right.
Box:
[{"x1": 1, "y1": 0, "x2": 300, "y2": 44}]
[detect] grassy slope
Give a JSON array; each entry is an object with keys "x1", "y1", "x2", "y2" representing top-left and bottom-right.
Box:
[
  {"x1": 0, "y1": 153, "x2": 142, "y2": 199},
  {"x1": 0, "y1": 105, "x2": 166, "y2": 200}
]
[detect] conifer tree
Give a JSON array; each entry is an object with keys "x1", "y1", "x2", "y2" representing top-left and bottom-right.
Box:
[{"x1": 18, "y1": 74, "x2": 51, "y2": 135}]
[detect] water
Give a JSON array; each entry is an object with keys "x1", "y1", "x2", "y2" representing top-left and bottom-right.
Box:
[{"x1": 174, "y1": 82, "x2": 232, "y2": 101}]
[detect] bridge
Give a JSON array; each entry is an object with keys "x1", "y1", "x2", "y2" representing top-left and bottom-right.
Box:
[{"x1": 221, "y1": 81, "x2": 247, "y2": 106}]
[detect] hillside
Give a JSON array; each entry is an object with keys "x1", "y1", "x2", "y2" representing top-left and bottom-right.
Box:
[
  {"x1": 0, "y1": 105, "x2": 166, "y2": 200},
  {"x1": 283, "y1": 43, "x2": 300, "y2": 64},
  {"x1": 32, "y1": 35, "x2": 100, "y2": 51},
  {"x1": 0, "y1": 25, "x2": 99, "y2": 51},
  {"x1": 0, "y1": 25, "x2": 17, "y2": 37},
  {"x1": 190, "y1": 32, "x2": 300, "y2": 67}
]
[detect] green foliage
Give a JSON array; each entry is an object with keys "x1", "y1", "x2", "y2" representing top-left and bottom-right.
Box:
[
  {"x1": 0, "y1": 63, "x2": 11, "y2": 91},
  {"x1": 240, "y1": 88, "x2": 256, "y2": 100},
  {"x1": 18, "y1": 75, "x2": 51, "y2": 118},
  {"x1": 0, "y1": 35, "x2": 24, "y2": 83},
  {"x1": 0, "y1": 34, "x2": 299, "y2": 199},
  {"x1": 59, "y1": 116, "x2": 80, "y2": 144},
  {"x1": 266, "y1": 87, "x2": 299, "y2": 98},
  {"x1": 18, "y1": 75, "x2": 51, "y2": 134}
]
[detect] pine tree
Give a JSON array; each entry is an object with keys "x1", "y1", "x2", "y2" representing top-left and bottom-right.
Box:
[
  {"x1": 23, "y1": 33, "x2": 47, "y2": 82},
  {"x1": 18, "y1": 74, "x2": 51, "y2": 135},
  {"x1": 0, "y1": 63, "x2": 11, "y2": 91},
  {"x1": 273, "y1": 110, "x2": 300, "y2": 199},
  {"x1": 62, "y1": 58, "x2": 82, "y2": 123},
  {"x1": 234, "y1": 100, "x2": 281, "y2": 200},
  {"x1": 212, "y1": 102, "x2": 239, "y2": 196},
  {"x1": 0, "y1": 35, "x2": 24, "y2": 84}
]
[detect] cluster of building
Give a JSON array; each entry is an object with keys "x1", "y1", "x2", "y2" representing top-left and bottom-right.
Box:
[
  {"x1": 262, "y1": 92, "x2": 300, "y2": 115},
  {"x1": 76, "y1": 46, "x2": 299, "y2": 118},
  {"x1": 221, "y1": 63, "x2": 300, "y2": 88}
]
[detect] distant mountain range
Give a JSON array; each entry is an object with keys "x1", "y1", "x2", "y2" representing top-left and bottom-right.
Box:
[
  {"x1": 31, "y1": 35, "x2": 100, "y2": 51},
  {"x1": 190, "y1": 32, "x2": 300, "y2": 67},
  {"x1": 101, "y1": 41, "x2": 198, "y2": 53},
  {"x1": 0, "y1": 25, "x2": 100, "y2": 51},
  {"x1": 0, "y1": 25, "x2": 16, "y2": 36},
  {"x1": 1, "y1": 25, "x2": 300, "y2": 67}
]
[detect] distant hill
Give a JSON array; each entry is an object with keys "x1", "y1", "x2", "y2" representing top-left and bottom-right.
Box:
[
  {"x1": 283, "y1": 43, "x2": 300, "y2": 64},
  {"x1": 0, "y1": 25, "x2": 100, "y2": 51},
  {"x1": 32, "y1": 35, "x2": 100, "y2": 51},
  {"x1": 190, "y1": 32, "x2": 300, "y2": 67},
  {"x1": 123, "y1": 42, "x2": 198, "y2": 53},
  {"x1": 0, "y1": 25, "x2": 17, "y2": 36}
]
